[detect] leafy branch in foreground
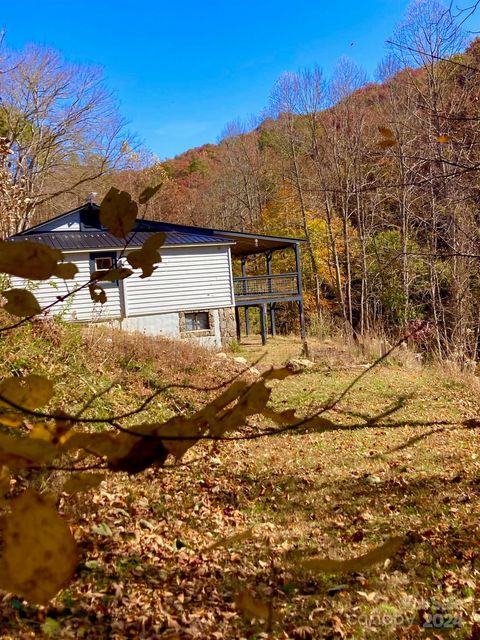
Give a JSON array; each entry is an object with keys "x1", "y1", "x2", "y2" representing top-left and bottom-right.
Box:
[{"x1": 0, "y1": 186, "x2": 433, "y2": 609}]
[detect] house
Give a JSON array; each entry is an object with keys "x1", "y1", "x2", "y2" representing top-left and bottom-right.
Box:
[{"x1": 9, "y1": 202, "x2": 306, "y2": 347}]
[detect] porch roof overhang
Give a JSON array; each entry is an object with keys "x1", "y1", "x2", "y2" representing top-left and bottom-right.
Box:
[{"x1": 211, "y1": 229, "x2": 306, "y2": 257}]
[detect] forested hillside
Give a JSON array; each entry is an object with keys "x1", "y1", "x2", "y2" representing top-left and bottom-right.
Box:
[
  {"x1": 2, "y1": 1, "x2": 480, "y2": 361},
  {"x1": 116, "y1": 4, "x2": 480, "y2": 362}
]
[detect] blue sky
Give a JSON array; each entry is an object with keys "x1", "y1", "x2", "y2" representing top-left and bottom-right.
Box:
[{"x1": 2, "y1": 1, "x2": 480, "y2": 159}]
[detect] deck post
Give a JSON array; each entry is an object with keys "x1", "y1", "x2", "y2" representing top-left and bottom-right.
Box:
[
  {"x1": 259, "y1": 304, "x2": 267, "y2": 345},
  {"x1": 265, "y1": 250, "x2": 276, "y2": 336},
  {"x1": 241, "y1": 256, "x2": 250, "y2": 335},
  {"x1": 234, "y1": 306, "x2": 241, "y2": 341},
  {"x1": 294, "y1": 243, "x2": 306, "y2": 339},
  {"x1": 269, "y1": 302, "x2": 276, "y2": 336}
]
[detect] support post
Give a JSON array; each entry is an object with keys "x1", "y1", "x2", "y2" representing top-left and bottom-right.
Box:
[
  {"x1": 234, "y1": 306, "x2": 241, "y2": 341},
  {"x1": 265, "y1": 250, "x2": 276, "y2": 336},
  {"x1": 265, "y1": 250, "x2": 273, "y2": 293},
  {"x1": 294, "y1": 243, "x2": 306, "y2": 340},
  {"x1": 241, "y1": 256, "x2": 250, "y2": 335},
  {"x1": 269, "y1": 303, "x2": 276, "y2": 336},
  {"x1": 259, "y1": 304, "x2": 267, "y2": 346}
]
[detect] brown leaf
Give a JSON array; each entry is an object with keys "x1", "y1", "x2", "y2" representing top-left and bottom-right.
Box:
[
  {"x1": 2, "y1": 288, "x2": 41, "y2": 317},
  {"x1": 88, "y1": 284, "x2": 107, "y2": 304},
  {"x1": 0, "y1": 241, "x2": 64, "y2": 280},
  {"x1": 436, "y1": 134, "x2": 451, "y2": 143},
  {"x1": 126, "y1": 232, "x2": 166, "y2": 278},
  {"x1": 100, "y1": 187, "x2": 138, "y2": 238},
  {"x1": 91, "y1": 267, "x2": 133, "y2": 282},
  {"x1": 139, "y1": 183, "x2": 163, "y2": 204},
  {"x1": 377, "y1": 138, "x2": 397, "y2": 148},
  {"x1": 378, "y1": 126, "x2": 394, "y2": 138},
  {"x1": 235, "y1": 589, "x2": 275, "y2": 622},
  {"x1": 52, "y1": 262, "x2": 78, "y2": 279}
]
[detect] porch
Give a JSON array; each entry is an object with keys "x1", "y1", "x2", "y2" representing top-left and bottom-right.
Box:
[{"x1": 214, "y1": 228, "x2": 306, "y2": 345}]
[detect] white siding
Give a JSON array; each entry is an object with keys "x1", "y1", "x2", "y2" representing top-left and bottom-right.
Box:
[
  {"x1": 123, "y1": 245, "x2": 234, "y2": 315},
  {"x1": 11, "y1": 252, "x2": 121, "y2": 321},
  {"x1": 31, "y1": 212, "x2": 81, "y2": 232}
]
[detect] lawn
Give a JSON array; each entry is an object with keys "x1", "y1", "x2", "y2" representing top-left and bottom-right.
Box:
[{"x1": 1, "y1": 334, "x2": 479, "y2": 639}]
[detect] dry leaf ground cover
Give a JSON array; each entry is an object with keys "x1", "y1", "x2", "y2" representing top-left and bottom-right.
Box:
[{"x1": 0, "y1": 326, "x2": 479, "y2": 639}]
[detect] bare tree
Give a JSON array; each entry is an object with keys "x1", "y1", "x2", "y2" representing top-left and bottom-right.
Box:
[{"x1": 0, "y1": 43, "x2": 134, "y2": 234}]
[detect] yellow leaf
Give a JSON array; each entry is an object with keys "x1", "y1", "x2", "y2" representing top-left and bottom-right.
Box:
[
  {"x1": 53, "y1": 262, "x2": 78, "y2": 279},
  {"x1": 0, "y1": 490, "x2": 78, "y2": 604},
  {"x1": 100, "y1": 187, "x2": 138, "y2": 238},
  {"x1": 0, "y1": 412, "x2": 24, "y2": 428},
  {"x1": 436, "y1": 135, "x2": 451, "y2": 143},
  {"x1": 262, "y1": 407, "x2": 298, "y2": 425},
  {"x1": 300, "y1": 536, "x2": 405, "y2": 574},
  {"x1": 0, "y1": 465, "x2": 10, "y2": 499},
  {"x1": 377, "y1": 138, "x2": 397, "y2": 148},
  {"x1": 0, "y1": 433, "x2": 57, "y2": 468},
  {"x1": 0, "y1": 374, "x2": 54, "y2": 411},
  {"x1": 2, "y1": 289, "x2": 41, "y2": 317},
  {"x1": 378, "y1": 126, "x2": 394, "y2": 138},
  {"x1": 62, "y1": 472, "x2": 106, "y2": 494},
  {"x1": 88, "y1": 284, "x2": 107, "y2": 304},
  {"x1": 0, "y1": 241, "x2": 64, "y2": 280},
  {"x1": 261, "y1": 366, "x2": 298, "y2": 381},
  {"x1": 91, "y1": 267, "x2": 133, "y2": 282},
  {"x1": 139, "y1": 183, "x2": 163, "y2": 204},
  {"x1": 126, "y1": 232, "x2": 166, "y2": 278},
  {"x1": 235, "y1": 590, "x2": 277, "y2": 622},
  {"x1": 63, "y1": 431, "x2": 124, "y2": 459},
  {"x1": 204, "y1": 528, "x2": 255, "y2": 552}
]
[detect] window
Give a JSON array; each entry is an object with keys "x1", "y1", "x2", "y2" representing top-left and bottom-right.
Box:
[
  {"x1": 89, "y1": 252, "x2": 118, "y2": 286},
  {"x1": 185, "y1": 312, "x2": 210, "y2": 331},
  {"x1": 94, "y1": 256, "x2": 114, "y2": 271},
  {"x1": 179, "y1": 310, "x2": 215, "y2": 338}
]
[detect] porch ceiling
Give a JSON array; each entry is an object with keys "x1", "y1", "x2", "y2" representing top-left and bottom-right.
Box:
[{"x1": 216, "y1": 231, "x2": 306, "y2": 257}]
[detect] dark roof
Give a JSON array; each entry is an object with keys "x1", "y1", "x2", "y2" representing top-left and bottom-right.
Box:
[
  {"x1": 10, "y1": 230, "x2": 233, "y2": 251},
  {"x1": 15, "y1": 203, "x2": 305, "y2": 256},
  {"x1": 134, "y1": 220, "x2": 306, "y2": 256}
]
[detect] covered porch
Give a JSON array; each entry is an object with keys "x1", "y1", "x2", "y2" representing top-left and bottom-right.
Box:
[{"x1": 216, "y1": 228, "x2": 306, "y2": 345}]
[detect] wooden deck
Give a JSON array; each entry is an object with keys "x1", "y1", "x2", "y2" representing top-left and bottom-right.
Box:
[{"x1": 233, "y1": 273, "x2": 300, "y2": 305}]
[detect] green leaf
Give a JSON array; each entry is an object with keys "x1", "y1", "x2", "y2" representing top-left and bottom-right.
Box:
[
  {"x1": 42, "y1": 618, "x2": 61, "y2": 638},
  {"x1": 92, "y1": 522, "x2": 113, "y2": 537}
]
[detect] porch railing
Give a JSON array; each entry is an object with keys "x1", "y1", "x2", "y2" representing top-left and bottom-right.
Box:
[{"x1": 233, "y1": 273, "x2": 299, "y2": 299}]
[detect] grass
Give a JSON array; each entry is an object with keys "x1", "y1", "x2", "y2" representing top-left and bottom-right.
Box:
[{"x1": 0, "y1": 327, "x2": 479, "y2": 638}]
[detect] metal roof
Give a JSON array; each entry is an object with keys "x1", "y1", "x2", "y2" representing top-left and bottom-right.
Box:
[
  {"x1": 15, "y1": 203, "x2": 306, "y2": 256},
  {"x1": 10, "y1": 230, "x2": 233, "y2": 252}
]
